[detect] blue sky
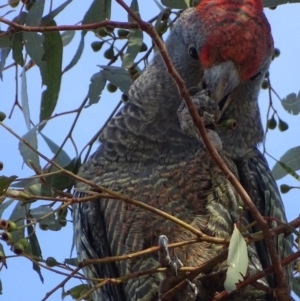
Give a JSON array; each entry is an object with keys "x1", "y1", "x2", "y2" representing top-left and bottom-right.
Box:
[{"x1": 1, "y1": 1, "x2": 300, "y2": 300}]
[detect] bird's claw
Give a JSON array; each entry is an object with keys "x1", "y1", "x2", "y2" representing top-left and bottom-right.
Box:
[
  {"x1": 177, "y1": 88, "x2": 222, "y2": 151},
  {"x1": 186, "y1": 279, "x2": 198, "y2": 299},
  {"x1": 158, "y1": 235, "x2": 198, "y2": 300},
  {"x1": 158, "y1": 235, "x2": 182, "y2": 275}
]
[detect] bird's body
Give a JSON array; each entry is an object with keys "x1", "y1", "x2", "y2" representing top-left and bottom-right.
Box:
[{"x1": 73, "y1": 1, "x2": 292, "y2": 300}]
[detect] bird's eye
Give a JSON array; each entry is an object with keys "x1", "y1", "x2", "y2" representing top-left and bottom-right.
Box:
[
  {"x1": 250, "y1": 72, "x2": 262, "y2": 80},
  {"x1": 188, "y1": 45, "x2": 199, "y2": 59}
]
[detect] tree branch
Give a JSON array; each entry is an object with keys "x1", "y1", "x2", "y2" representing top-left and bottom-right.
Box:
[{"x1": 0, "y1": 17, "x2": 139, "y2": 33}]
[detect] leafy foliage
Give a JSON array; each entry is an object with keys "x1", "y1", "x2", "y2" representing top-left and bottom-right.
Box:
[
  {"x1": 224, "y1": 226, "x2": 248, "y2": 293},
  {"x1": 272, "y1": 146, "x2": 300, "y2": 180},
  {"x1": 280, "y1": 91, "x2": 300, "y2": 115}
]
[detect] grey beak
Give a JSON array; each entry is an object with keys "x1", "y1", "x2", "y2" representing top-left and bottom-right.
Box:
[{"x1": 203, "y1": 61, "x2": 240, "y2": 103}]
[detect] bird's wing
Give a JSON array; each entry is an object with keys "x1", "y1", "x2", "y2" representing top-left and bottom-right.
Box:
[
  {"x1": 236, "y1": 148, "x2": 293, "y2": 296},
  {"x1": 73, "y1": 193, "x2": 126, "y2": 301}
]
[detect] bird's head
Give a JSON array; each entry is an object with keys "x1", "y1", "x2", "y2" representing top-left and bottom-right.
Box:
[{"x1": 171, "y1": 0, "x2": 274, "y2": 104}]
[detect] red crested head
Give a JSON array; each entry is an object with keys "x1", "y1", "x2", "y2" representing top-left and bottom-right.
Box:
[{"x1": 196, "y1": 0, "x2": 274, "y2": 80}]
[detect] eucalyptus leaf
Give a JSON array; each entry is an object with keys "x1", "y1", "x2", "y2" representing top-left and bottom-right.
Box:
[
  {"x1": 39, "y1": 20, "x2": 63, "y2": 129},
  {"x1": 18, "y1": 126, "x2": 41, "y2": 171},
  {"x1": 0, "y1": 36, "x2": 11, "y2": 49},
  {"x1": 47, "y1": 157, "x2": 79, "y2": 191},
  {"x1": 40, "y1": 133, "x2": 71, "y2": 167},
  {"x1": 63, "y1": 33, "x2": 85, "y2": 73},
  {"x1": 0, "y1": 176, "x2": 18, "y2": 196},
  {"x1": 87, "y1": 72, "x2": 107, "y2": 105},
  {"x1": 25, "y1": 183, "x2": 53, "y2": 197},
  {"x1": 224, "y1": 226, "x2": 248, "y2": 293},
  {"x1": 63, "y1": 0, "x2": 111, "y2": 73},
  {"x1": 280, "y1": 91, "x2": 300, "y2": 115},
  {"x1": 0, "y1": 243, "x2": 7, "y2": 269},
  {"x1": 24, "y1": 7, "x2": 44, "y2": 67},
  {"x1": 99, "y1": 65, "x2": 132, "y2": 94},
  {"x1": 0, "y1": 48, "x2": 11, "y2": 81},
  {"x1": 61, "y1": 31, "x2": 75, "y2": 47},
  {"x1": 21, "y1": 65, "x2": 31, "y2": 131},
  {"x1": 272, "y1": 146, "x2": 300, "y2": 180},
  {"x1": 11, "y1": 178, "x2": 38, "y2": 189},
  {"x1": 12, "y1": 32, "x2": 24, "y2": 66},
  {"x1": 0, "y1": 200, "x2": 14, "y2": 218},
  {"x1": 41, "y1": 0, "x2": 72, "y2": 25},
  {"x1": 25, "y1": 0, "x2": 45, "y2": 26},
  {"x1": 122, "y1": 0, "x2": 143, "y2": 68},
  {"x1": 64, "y1": 257, "x2": 79, "y2": 267},
  {"x1": 27, "y1": 222, "x2": 44, "y2": 282},
  {"x1": 8, "y1": 202, "x2": 30, "y2": 243},
  {"x1": 30, "y1": 206, "x2": 55, "y2": 221}
]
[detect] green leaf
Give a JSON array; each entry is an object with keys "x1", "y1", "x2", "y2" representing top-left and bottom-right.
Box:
[
  {"x1": 122, "y1": 28, "x2": 143, "y2": 68},
  {"x1": 30, "y1": 206, "x2": 55, "y2": 220},
  {"x1": 0, "y1": 112, "x2": 6, "y2": 121},
  {"x1": 41, "y1": 0, "x2": 72, "y2": 25},
  {"x1": 24, "y1": 32, "x2": 45, "y2": 69},
  {"x1": 8, "y1": 202, "x2": 29, "y2": 243},
  {"x1": 224, "y1": 226, "x2": 248, "y2": 293},
  {"x1": 47, "y1": 157, "x2": 80, "y2": 191},
  {"x1": 0, "y1": 48, "x2": 11, "y2": 81},
  {"x1": 0, "y1": 242, "x2": 7, "y2": 269},
  {"x1": 63, "y1": 284, "x2": 90, "y2": 300},
  {"x1": 0, "y1": 200, "x2": 14, "y2": 218},
  {"x1": 87, "y1": 72, "x2": 107, "y2": 105},
  {"x1": 26, "y1": 222, "x2": 44, "y2": 283},
  {"x1": 0, "y1": 35, "x2": 11, "y2": 48},
  {"x1": 18, "y1": 126, "x2": 41, "y2": 170},
  {"x1": 99, "y1": 65, "x2": 132, "y2": 94},
  {"x1": 63, "y1": 0, "x2": 111, "y2": 73},
  {"x1": 11, "y1": 178, "x2": 38, "y2": 188},
  {"x1": 272, "y1": 146, "x2": 300, "y2": 180},
  {"x1": 122, "y1": 0, "x2": 143, "y2": 68},
  {"x1": 40, "y1": 133, "x2": 71, "y2": 167},
  {"x1": 26, "y1": 0, "x2": 45, "y2": 26},
  {"x1": 64, "y1": 257, "x2": 79, "y2": 267},
  {"x1": 24, "y1": 4, "x2": 46, "y2": 81},
  {"x1": 0, "y1": 176, "x2": 18, "y2": 196},
  {"x1": 47, "y1": 220, "x2": 63, "y2": 231},
  {"x1": 24, "y1": 183, "x2": 54, "y2": 197},
  {"x1": 161, "y1": 0, "x2": 189, "y2": 8},
  {"x1": 63, "y1": 33, "x2": 85, "y2": 73},
  {"x1": 82, "y1": 0, "x2": 111, "y2": 26},
  {"x1": 280, "y1": 91, "x2": 300, "y2": 115},
  {"x1": 12, "y1": 32, "x2": 24, "y2": 66},
  {"x1": 25, "y1": 183, "x2": 53, "y2": 197},
  {"x1": 21, "y1": 65, "x2": 31, "y2": 131},
  {"x1": 39, "y1": 20, "x2": 63, "y2": 129},
  {"x1": 61, "y1": 31, "x2": 75, "y2": 47}
]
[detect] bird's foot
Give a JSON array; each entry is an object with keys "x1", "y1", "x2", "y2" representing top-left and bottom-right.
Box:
[
  {"x1": 177, "y1": 87, "x2": 222, "y2": 151},
  {"x1": 158, "y1": 235, "x2": 183, "y2": 276},
  {"x1": 158, "y1": 235, "x2": 198, "y2": 301}
]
